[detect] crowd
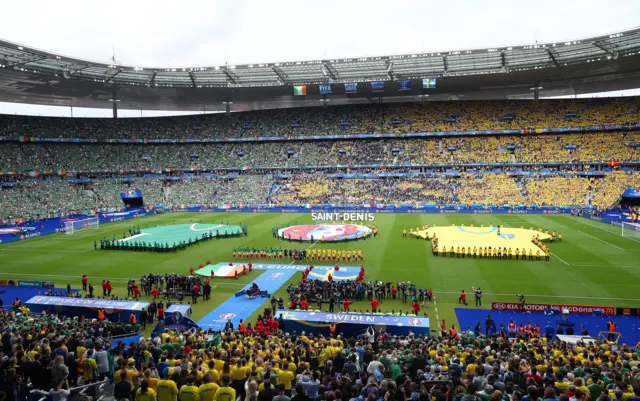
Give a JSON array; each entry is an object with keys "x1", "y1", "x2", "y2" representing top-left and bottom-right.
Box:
[
  {"x1": 3, "y1": 173, "x2": 640, "y2": 220},
  {"x1": 0, "y1": 132, "x2": 639, "y2": 174},
  {"x1": 0, "y1": 176, "x2": 275, "y2": 220},
  {"x1": 4, "y1": 299, "x2": 639, "y2": 401},
  {"x1": 1, "y1": 98, "x2": 638, "y2": 139}
]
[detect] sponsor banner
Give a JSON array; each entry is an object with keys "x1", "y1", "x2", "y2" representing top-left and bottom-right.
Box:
[
  {"x1": 0, "y1": 279, "x2": 10, "y2": 286},
  {"x1": 27, "y1": 295, "x2": 149, "y2": 310},
  {"x1": 1, "y1": 124, "x2": 638, "y2": 145},
  {"x1": 18, "y1": 280, "x2": 45, "y2": 288},
  {"x1": 492, "y1": 302, "x2": 615, "y2": 315},
  {"x1": 616, "y1": 307, "x2": 640, "y2": 316},
  {"x1": 167, "y1": 206, "x2": 573, "y2": 215},
  {"x1": 282, "y1": 310, "x2": 429, "y2": 337}
]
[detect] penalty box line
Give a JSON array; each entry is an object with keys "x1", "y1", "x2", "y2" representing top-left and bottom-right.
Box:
[
  {"x1": 499, "y1": 220, "x2": 570, "y2": 267},
  {"x1": 564, "y1": 215, "x2": 640, "y2": 244}
]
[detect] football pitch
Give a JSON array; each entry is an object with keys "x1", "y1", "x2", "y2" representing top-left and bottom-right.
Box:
[{"x1": 1, "y1": 212, "x2": 639, "y2": 333}]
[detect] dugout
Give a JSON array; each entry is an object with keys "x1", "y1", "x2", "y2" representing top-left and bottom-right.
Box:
[
  {"x1": 619, "y1": 188, "x2": 640, "y2": 208},
  {"x1": 120, "y1": 189, "x2": 144, "y2": 208},
  {"x1": 25, "y1": 296, "x2": 149, "y2": 322}
]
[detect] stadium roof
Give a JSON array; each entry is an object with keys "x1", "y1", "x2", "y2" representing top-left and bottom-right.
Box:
[{"x1": 1, "y1": 27, "x2": 640, "y2": 111}]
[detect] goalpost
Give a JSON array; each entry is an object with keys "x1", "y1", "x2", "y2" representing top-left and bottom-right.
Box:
[
  {"x1": 64, "y1": 217, "x2": 100, "y2": 235},
  {"x1": 621, "y1": 222, "x2": 640, "y2": 241}
]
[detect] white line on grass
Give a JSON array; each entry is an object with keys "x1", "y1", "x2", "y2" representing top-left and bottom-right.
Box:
[
  {"x1": 3, "y1": 274, "x2": 639, "y2": 301},
  {"x1": 501, "y1": 221, "x2": 570, "y2": 266},
  {"x1": 436, "y1": 291, "x2": 640, "y2": 302},
  {"x1": 0, "y1": 242, "x2": 324, "y2": 287},
  {"x1": 564, "y1": 215, "x2": 640, "y2": 243},
  {"x1": 571, "y1": 264, "x2": 640, "y2": 268},
  {"x1": 286, "y1": 241, "x2": 319, "y2": 266},
  {"x1": 0, "y1": 272, "x2": 246, "y2": 286},
  {"x1": 578, "y1": 230, "x2": 625, "y2": 251},
  {"x1": 550, "y1": 252, "x2": 570, "y2": 266},
  {"x1": 0, "y1": 248, "x2": 92, "y2": 253}
]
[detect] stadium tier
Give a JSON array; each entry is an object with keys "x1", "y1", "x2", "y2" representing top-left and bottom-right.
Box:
[
  {"x1": 1, "y1": 131, "x2": 639, "y2": 171},
  {"x1": 0, "y1": 98, "x2": 639, "y2": 140},
  {"x1": 2, "y1": 173, "x2": 640, "y2": 220},
  {"x1": 1, "y1": 97, "x2": 640, "y2": 220}
]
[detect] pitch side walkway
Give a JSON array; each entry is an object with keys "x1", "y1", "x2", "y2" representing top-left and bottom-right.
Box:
[
  {"x1": 455, "y1": 308, "x2": 640, "y2": 345},
  {"x1": 196, "y1": 262, "x2": 361, "y2": 330}
]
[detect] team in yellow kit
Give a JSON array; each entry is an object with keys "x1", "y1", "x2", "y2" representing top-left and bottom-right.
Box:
[{"x1": 307, "y1": 248, "x2": 364, "y2": 262}]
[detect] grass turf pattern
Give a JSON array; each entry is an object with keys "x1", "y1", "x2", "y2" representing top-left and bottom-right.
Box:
[{"x1": 1, "y1": 212, "x2": 639, "y2": 335}]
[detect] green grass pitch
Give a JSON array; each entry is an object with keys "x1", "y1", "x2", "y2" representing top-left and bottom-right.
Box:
[{"x1": 1, "y1": 212, "x2": 639, "y2": 334}]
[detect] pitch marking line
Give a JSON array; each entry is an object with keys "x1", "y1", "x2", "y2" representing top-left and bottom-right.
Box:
[
  {"x1": 550, "y1": 252, "x2": 570, "y2": 266},
  {"x1": 501, "y1": 220, "x2": 570, "y2": 266},
  {"x1": 578, "y1": 230, "x2": 625, "y2": 251},
  {"x1": 1, "y1": 272, "x2": 639, "y2": 301},
  {"x1": 436, "y1": 291, "x2": 640, "y2": 302},
  {"x1": 564, "y1": 215, "x2": 640, "y2": 243},
  {"x1": 0, "y1": 248, "x2": 92, "y2": 253},
  {"x1": 571, "y1": 264, "x2": 640, "y2": 268}
]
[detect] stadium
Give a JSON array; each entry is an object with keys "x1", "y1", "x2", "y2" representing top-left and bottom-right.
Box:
[{"x1": 2, "y1": 5, "x2": 640, "y2": 401}]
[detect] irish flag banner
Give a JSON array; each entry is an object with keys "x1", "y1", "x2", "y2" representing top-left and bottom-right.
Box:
[{"x1": 293, "y1": 85, "x2": 307, "y2": 96}]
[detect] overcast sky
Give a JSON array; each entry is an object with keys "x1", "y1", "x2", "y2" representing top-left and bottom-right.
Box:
[{"x1": 0, "y1": 0, "x2": 638, "y2": 116}]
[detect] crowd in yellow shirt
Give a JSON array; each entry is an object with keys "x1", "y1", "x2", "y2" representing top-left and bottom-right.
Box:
[{"x1": 271, "y1": 173, "x2": 640, "y2": 209}]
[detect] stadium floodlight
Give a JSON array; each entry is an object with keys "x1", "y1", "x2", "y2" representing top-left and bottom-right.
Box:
[{"x1": 64, "y1": 217, "x2": 99, "y2": 235}]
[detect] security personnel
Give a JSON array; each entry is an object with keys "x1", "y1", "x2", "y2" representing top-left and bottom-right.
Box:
[
  {"x1": 607, "y1": 320, "x2": 617, "y2": 341},
  {"x1": 449, "y1": 324, "x2": 458, "y2": 339}
]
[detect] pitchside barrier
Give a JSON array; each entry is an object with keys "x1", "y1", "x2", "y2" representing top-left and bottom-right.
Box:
[
  {"x1": 281, "y1": 310, "x2": 430, "y2": 337},
  {"x1": 26, "y1": 296, "x2": 149, "y2": 322},
  {"x1": 491, "y1": 302, "x2": 616, "y2": 315}
]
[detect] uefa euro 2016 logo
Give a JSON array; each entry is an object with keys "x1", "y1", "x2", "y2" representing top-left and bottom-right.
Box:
[{"x1": 278, "y1": 223, "x2": 372, "y2": 241}]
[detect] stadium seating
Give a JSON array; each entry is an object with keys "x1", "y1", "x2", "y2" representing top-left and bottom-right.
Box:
[
  {"x1": 1, "y1": 98, "x2": 638, "y2": 139},
  {"x1": 1, "y1": 98, "x2": 640, "y2": 220},
  {"x1": 3, "y1": 302, "x2": 639, "y2": 401}
]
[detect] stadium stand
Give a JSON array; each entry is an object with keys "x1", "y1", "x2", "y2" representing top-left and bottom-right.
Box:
[
  {"x1": 1, "y1": 98, "x2": 639, "y2": 139},
  {"x1": 0, "y1": 132, "x2": 638, "y2": 173},
  {"x1": 2, "y1": 305, "x2": 640, "y2": 401},
  {"x1": 0, "y1": 99, "x2": 640, "y2": 221}
]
